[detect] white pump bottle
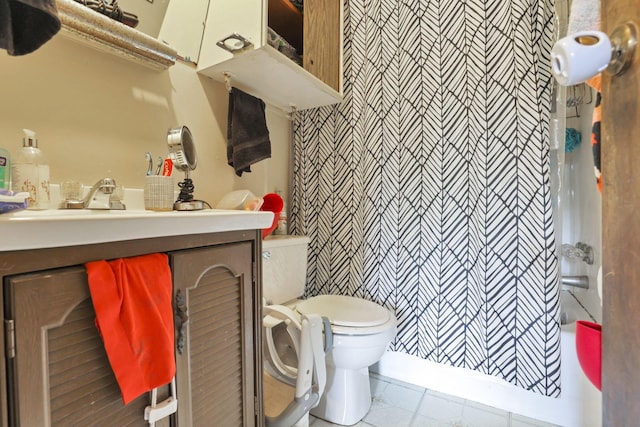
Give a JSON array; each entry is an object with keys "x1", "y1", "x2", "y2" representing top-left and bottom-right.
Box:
[{"x1": 11, "y1": 129, "x2": 50, "y2": 210}]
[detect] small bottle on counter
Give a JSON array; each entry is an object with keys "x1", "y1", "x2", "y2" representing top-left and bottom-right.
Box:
[
  {"x1": 0, "y1": 146, "x2": 10, "y2": 190},
  {"x1": 274, "y1": 189, "x2": 288, "y2": 235},
  {"x1": 12, "y1": 129, "x2": 50, "y2": 210}
]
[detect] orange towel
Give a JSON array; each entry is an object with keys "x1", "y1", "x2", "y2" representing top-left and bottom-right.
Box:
[
  {"x1": 85, "y1": 253, "x2": 175, "y2": 405},
  {"x1": 586, "y1": 75, "x2": 602, "y2": 192}
]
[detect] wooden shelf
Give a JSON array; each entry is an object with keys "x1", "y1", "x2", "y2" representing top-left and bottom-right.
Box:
[{"x1": 57, "y1": 0, "x2": 177, "y2": 70}]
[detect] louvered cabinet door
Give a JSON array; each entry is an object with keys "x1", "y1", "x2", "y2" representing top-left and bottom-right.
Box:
[
  {"x1": 5, "y1": 266, "x2": 167, "y2": 427},
  {"x1": 171, "y1": 243, "x2": 259, "y2": 427}
]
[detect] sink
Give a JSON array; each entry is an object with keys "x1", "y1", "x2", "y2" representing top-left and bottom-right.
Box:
[{"x1": 0, "y1": 207, "x2": 274, "y2": 251}]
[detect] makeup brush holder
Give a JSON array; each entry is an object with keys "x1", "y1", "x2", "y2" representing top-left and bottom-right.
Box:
[{"x1": 144, "y1": 176, "x2": 174, "y2": 211}]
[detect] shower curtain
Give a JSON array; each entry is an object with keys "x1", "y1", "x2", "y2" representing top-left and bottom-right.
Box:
[{"x1": 291, "y1": 0, "x2": 560, "y2": 396}]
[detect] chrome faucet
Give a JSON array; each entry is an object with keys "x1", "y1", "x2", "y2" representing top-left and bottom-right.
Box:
[
  {"x1": 83, "y1": 178, "x2": 126, "y2": 210},
  {"x1": 561, "y1": 275, "x2": 589, "y2": 289}
]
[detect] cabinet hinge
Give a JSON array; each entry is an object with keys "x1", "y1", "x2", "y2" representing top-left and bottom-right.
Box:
[
  {"x1": 253, "y1": 261, "x2": 257, "y2": 283},
  {"x1": 4, "y1": 320, "x2": 15, "y2": 359},
  {"x1": 254, "y1": 395, "x2": 258, "y2": 416}
]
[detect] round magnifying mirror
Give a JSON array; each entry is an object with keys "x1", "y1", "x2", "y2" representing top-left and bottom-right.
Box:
[
  {"x1": 167, "y1": 126, "x2": 197, "y2": 172},
  {"x1": 167, "y1": 126, "x2": 204, "y2": 211}
]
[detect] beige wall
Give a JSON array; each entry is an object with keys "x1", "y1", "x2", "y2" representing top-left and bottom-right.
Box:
[{"x1": 0, "y1": 34, "x2": 291, "y2": 207}]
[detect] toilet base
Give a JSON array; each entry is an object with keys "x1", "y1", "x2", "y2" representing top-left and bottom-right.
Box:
[{"x1": 310, "y1": 366, "x2": 371, "y2": 426}]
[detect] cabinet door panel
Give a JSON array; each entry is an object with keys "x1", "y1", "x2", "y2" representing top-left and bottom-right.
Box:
[
  {"x1": 304, "y1": 0, "x2": 342, "y2": 92},
  {"x1": 171, "y1": 243, "x2": 256, "y2": 427},
  {"x1": 6, "y1": 267, "x2": 165, "y2": 427}
]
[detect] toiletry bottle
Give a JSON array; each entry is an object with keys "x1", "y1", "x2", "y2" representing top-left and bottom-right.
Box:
[
  {"x1": 12, "y1": 129, "x2": 50, "y2": 209},
  {"x1": 0, "y1": 147, "x2": 10, "y2": 190},
  {"x1": 274, "y1": 190, "x2": 288, "y2": 235}
]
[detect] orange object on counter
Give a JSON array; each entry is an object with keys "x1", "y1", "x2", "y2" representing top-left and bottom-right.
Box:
[{"x1": 260, "y1": 192, "x2": 284, "y2": 238}]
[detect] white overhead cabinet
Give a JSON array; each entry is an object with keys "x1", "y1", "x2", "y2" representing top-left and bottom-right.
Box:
[{"x1": 197, "y1": 0, "x2": 342, "y2": 111}]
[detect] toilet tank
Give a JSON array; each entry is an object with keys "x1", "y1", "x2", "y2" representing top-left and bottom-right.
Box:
[{"x1": 262, "y1": 235, "x2": 309, "y2": 304}]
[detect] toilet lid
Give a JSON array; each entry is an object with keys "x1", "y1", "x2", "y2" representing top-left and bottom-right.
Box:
[{"x1": 296, "y1": 295, "x2": 391, "y2": 328}]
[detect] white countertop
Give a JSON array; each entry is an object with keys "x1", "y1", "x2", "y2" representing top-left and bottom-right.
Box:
[{"x1": 0, "y1": 208, "x2": 274, "y2": 252}]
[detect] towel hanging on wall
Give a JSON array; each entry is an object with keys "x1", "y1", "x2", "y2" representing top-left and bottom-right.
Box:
[
  {"x1": 85, "y1": 253, "x2": 176, "y2": 405},
  {"x1": 227, "y1": 87, "x2": 272, "y2": 177},
  {"x1": 0, "y1": 0, "x2": 61, "y2": 55},
  {"x1": 587, "y1": 77, "x2": 602, "y2": 192}
]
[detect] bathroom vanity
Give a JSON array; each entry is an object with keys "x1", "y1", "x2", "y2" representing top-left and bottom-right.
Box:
[{"x1": 0, "y1": 209, "x2": 271, "y2": 426}]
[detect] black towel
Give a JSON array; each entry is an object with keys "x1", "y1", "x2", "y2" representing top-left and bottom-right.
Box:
[
  {"x1": 0, "y1": 0, "x2": 61, "y2": 56},
  {"x1": 227, "y1": 87, "x2": 271, "y2": 177}
]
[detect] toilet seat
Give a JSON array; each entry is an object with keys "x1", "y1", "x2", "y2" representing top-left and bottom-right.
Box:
[
  {"x1": 296, "y1": 295, "x2": 395, "y2": 336},
  {"x1": 263, "y1": 305, "x2": 332, "y2": 427}
]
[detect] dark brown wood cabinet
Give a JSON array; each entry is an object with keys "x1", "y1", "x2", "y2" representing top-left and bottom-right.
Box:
[{"x1": 0, "y1": 230, "x2": 264, "y2": 427}]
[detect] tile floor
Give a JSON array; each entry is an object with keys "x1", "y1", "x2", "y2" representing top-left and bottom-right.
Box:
[{"x1": 309, "y1": 373, "x2": 559, "y2": 427}]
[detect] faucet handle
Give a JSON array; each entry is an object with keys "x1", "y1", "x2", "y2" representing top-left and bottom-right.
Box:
[{"x1": 109, "y1": 184, "x2": 126, "y2": 210}]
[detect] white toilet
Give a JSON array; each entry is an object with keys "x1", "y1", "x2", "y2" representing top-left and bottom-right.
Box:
[{"x1": 262, "y1": 235, "x2": 397, "y2": 425}]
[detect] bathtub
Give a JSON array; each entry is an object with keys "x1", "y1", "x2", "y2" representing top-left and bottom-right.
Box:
[{"x1": 371, "y1": 291, "x2": 602, "y2": 427}]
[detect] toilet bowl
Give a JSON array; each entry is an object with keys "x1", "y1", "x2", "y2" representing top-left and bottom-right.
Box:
[{"x1": 262, "y1": 236, "x2": 397, "y2": 426}]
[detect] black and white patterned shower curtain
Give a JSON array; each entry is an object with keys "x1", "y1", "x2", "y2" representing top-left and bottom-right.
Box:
[{"x1": 291, "y1": 0, "x2": 560, "y2": 396}]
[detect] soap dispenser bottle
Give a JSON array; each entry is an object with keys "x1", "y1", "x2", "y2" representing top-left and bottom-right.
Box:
[
  {"x1": 12, "y1": 129, "x2": 50, "y2": 209},
  {"x1": 273, "y1": 189, "x2": 288, "y2": 235}
]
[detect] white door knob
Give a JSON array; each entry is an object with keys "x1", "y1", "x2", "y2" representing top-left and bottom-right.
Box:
[{"x1": 551, "y1": 22, "x2": 638, "y2": 86}]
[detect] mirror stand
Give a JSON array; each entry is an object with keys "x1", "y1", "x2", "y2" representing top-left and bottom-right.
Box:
[{"x1": 167, "y1": 126, "x2": 205, "y2": 211}]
